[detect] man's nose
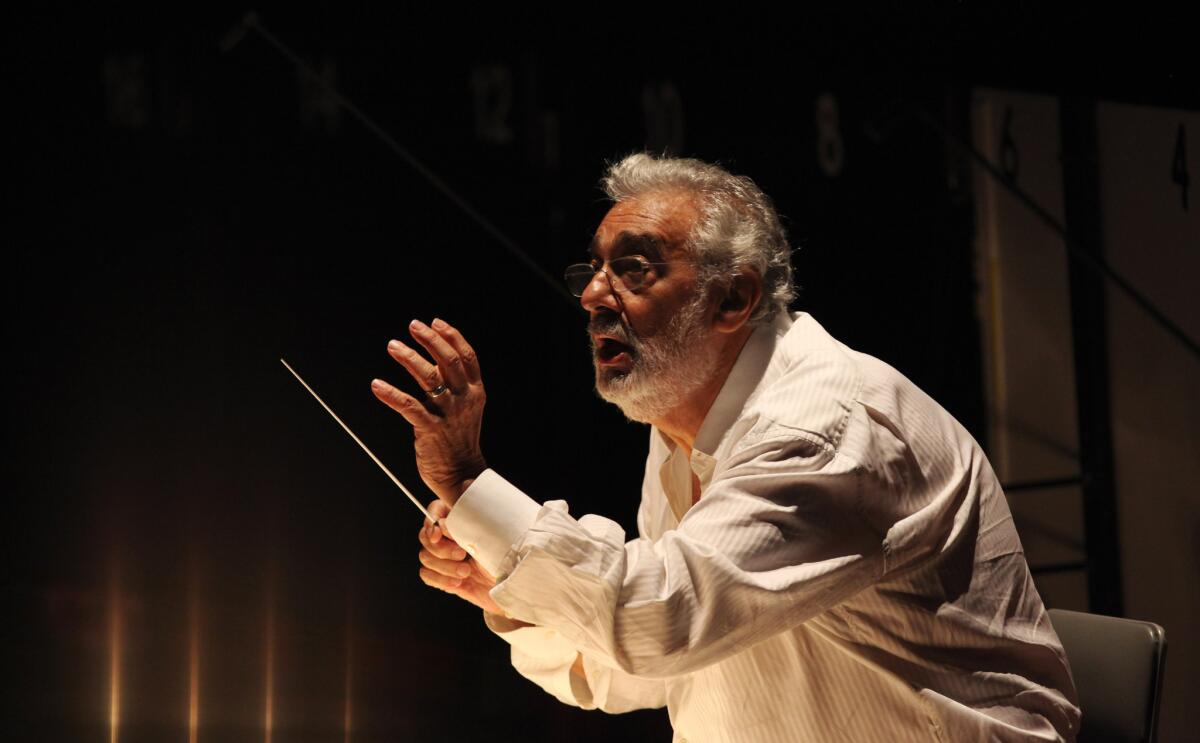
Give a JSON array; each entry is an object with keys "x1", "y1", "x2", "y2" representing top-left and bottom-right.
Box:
[{"x1": 580, "y1": 268, "x2": 621, "y2": 315}]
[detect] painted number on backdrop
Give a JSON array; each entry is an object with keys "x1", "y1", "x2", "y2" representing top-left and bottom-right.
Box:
[
  {"x1": 1000, "y1": 105, "x2": 1019, "y2": 182},
  {"x1": 472, "y1": 65, "x2": 514, "y2": 145},
  {"x1": 643, "y1": 80, "x2": 685, "y2": 155},
  {"x1": 299, "y1": 56, "x2": 340, "y2": 134},
  {"x1": 815, "y1": 93, "x2": 844, "y2": 177},
  {"x1": 1171, "y1": 123, "x2": 1189, "y2": 211},
  {"x1": 101, "y1": 53, "x2": 148, "y2": 130}
]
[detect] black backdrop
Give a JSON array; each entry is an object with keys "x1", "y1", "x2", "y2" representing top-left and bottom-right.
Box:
[{"x1": 7, "y1": 8, "x2": 1191, "y2": 742}]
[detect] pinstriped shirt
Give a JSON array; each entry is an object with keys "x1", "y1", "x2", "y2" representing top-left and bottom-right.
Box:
[{"x1": 446, "y1": 312, "x2": 1080, "y2": 742}]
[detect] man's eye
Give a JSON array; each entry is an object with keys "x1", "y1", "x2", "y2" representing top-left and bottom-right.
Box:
[{"x1": 612, "y1": 257, "x2": 649, "y2": 275}]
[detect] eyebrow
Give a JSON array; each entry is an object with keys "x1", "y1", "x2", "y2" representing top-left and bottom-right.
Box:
[{"x1": 587, "y1": 232, "x2": 667, "y2": 262}]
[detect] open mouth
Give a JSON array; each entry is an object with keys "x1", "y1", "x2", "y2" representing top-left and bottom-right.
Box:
[{"x1": 595, "y1": 336, "x2": 634, "y2": 366}]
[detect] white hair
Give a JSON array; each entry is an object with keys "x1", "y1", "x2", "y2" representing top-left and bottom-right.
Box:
[{"x1": 601, "y1": 153, "x2": 796, "y2": 324}]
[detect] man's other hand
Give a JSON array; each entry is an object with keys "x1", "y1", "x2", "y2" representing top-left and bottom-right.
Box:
[
  {"x1": 372, "y1": 318, "x2": 487, "y2": 506},
  {"x1": 417, "y1": 500, "x2": 504, "y2": 616}
]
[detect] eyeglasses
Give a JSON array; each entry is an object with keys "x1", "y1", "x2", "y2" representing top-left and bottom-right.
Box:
[{"x1": 563, "y1": 256, "x2": 678, "y2": 297}]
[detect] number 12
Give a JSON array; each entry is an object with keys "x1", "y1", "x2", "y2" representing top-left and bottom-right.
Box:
[{"x1": 1171, "y1": 123, "x2": 1189, "y2": 212}]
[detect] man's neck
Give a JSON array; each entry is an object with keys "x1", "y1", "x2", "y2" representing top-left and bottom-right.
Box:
[{"x1": 653, "y1": 325, "x2": 754, "y2": 456}]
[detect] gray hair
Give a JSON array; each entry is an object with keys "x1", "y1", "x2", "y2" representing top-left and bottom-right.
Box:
[{"x1": 601, "y1": 153, "x2": 795, "y2": 324}]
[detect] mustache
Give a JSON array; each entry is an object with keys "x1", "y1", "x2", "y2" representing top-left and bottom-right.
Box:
[
  {"x1": 587, "y1": 315, "x2": 642, "y2": 358},
  {"x1": 588, "y1": 314, "x2": 632, "y2": 344}
]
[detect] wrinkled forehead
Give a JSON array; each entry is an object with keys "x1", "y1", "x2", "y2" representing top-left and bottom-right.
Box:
[
  {"x1": 587, "y1": 231, "x2": 671, "y2": 263},
  {"x1": 589, "y1": 191, "x2": 701, "y2": 261}
]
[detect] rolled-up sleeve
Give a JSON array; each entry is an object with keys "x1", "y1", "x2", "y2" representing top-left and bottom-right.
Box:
[{"x1": 483, "y1": 612, "x2": 668, "y2": 713}]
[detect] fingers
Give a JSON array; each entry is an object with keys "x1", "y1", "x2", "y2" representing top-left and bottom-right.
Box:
[
  {"x1": 419, "y1": 566, "x2": 465, "y2": 592},
  {"x1": 408, "y1": 319, "x2": 469, "y2": 392},
  {"x1": 427, "y1": 500, "x2": 452, "y2": 538},
  {"x1": 418, "y1": 521, "x2": 466, "y2": 560},
  {"x1": 383, "y1": 319, "x2": 481, "y2": 399},
  {"x1": 386, "y1": 338, "x2": 447, "y2": 395},
  {"x1": 418, "y1": 508, "x2": 472, "y2": 594},
  {"x1": 419, "y1": 547, "x2": 473, "y2": 580},
  {"x1": 371, "y1": 378, "x2": 438, "y2": 427},
  {"x1": 430, "y1": 318, "x2": 482, "y2": 384}
]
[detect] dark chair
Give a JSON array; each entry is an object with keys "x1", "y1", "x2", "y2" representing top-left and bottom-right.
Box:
[{"x1": 1048, "y1": 608, "x2": 1167, "y2": 743}]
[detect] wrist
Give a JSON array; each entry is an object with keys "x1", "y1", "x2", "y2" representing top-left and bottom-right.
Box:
[
  {"x1": 449, "y1": 460, "x2": 487, "y2": 504},
  {"x1": 448, "y1": 478, "x2": 475, "y2": 505}
]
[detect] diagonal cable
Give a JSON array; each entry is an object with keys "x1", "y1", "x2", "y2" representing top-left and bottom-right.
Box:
[{"x1": 222, "y1": 12, "x2": 579, "y2": 309}]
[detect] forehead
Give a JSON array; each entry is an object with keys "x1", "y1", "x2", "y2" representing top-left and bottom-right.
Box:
[{"x1": 590, "y1": 190, "x2": 700, "y2": 259}]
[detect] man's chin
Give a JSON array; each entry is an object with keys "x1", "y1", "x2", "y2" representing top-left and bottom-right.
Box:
[
  {"x1": 596, "y1": 367, "x2": 630, "y2": 386},
  {"x1": 596, "y1": 391, "x2": 656, "y2": 424},
  {"x1": 594, "y1": 372, "x2": 660, "y2": 423}
]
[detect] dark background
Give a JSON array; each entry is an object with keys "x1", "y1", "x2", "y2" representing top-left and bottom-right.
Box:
[{"x1": 6, "y1": 7, "x2": 1193, "y2": 741}]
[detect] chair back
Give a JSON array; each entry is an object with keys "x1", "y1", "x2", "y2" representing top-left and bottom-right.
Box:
[{"x1": 1048, "y1": 608, "x2": 1166, "y2": 743}]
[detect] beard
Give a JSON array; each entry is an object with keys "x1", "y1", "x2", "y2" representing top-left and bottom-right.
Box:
[{"x1": 589, "y1": 292, "x2": 719, "y2": 424}]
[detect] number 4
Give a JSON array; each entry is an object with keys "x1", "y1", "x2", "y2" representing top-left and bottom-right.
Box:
[{"x1": 1172, "y1": 123, "x2": 1189, "y2": 211}]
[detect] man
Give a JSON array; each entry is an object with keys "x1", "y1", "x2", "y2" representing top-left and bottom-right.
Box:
[{"x1": 371, "y1": 154, "x2": 1080, "y2": 742}]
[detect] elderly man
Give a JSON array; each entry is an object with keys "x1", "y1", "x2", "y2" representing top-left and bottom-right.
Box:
[{"x1": 371, "y1": 154, "x2": 1080, "y2": 742}]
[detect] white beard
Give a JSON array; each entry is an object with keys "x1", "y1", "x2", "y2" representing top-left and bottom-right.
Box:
[{"x1": 591, "y1": 293, "x2": 719, "y2": 423}]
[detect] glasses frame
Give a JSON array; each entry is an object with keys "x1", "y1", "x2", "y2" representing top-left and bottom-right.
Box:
[{"x1": 563, "y1": 256, "x2": 682, "y2": 297}]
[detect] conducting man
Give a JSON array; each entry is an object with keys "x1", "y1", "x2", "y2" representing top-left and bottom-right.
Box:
[{"x1": 371, "y1": 154, "x2": 1080, "y2": 742}]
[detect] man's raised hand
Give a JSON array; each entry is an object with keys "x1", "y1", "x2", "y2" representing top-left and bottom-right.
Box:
[{"x1": 371, "y1": 318, "x2": 487, "y2": 506}]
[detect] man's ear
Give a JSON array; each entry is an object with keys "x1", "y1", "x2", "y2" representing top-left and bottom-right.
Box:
[{"x1": 714, "y1": 268, "x2": 763, "y2": 333}]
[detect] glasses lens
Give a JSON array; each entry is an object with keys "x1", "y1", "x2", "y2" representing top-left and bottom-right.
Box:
[
  {"x1": 564, "y1": 263, "x2": 597, "y2": 296},
  {"x1": 609, "y1": 256, "x2": 649, "y2": 290}
]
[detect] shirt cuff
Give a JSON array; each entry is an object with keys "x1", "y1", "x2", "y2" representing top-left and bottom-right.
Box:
[
  {"x1": 483, "y1": 611, "x2": 593, "y2": 709},
  {"x1": 444, "y1": 468, "x2": 541, "y2": 578}
]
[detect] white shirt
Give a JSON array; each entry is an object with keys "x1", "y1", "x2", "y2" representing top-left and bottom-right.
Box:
[{"x1": 447, "y1": 312, "x2": 1080, "y2": 742}]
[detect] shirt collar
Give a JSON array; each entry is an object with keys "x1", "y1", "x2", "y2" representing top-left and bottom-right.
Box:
[
  {"x1": 653, "y1": 311, "x2": 793, "y2": 461},
  {"x1": 693, "y1": 311, "x2": 792, "y2": 457}
]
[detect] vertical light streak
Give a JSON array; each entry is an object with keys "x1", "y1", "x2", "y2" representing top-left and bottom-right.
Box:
[
  {"x1": 188, "y1": 564, "x2": 200, "y2": 743},
  {"x1": 108, "y1": 565, "x2": 121, "y2": 743},
  {"x1": 264, "y1": 583, "x2": 275, "y2": 743},
  {"x1": 342, "y1": 640, "x2": 353, "y2": 743},
  {"x1": 343, "y1": 592, "x2": 354, "y2": 743}
]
